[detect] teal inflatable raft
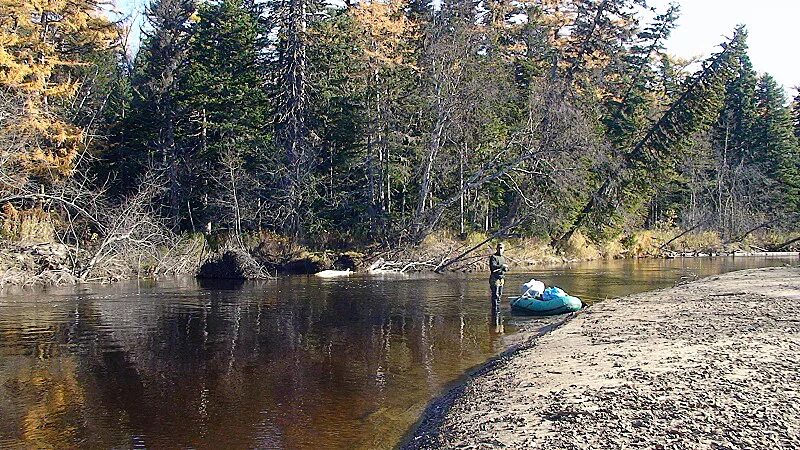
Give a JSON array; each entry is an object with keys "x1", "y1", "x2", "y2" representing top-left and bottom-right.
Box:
[{"x1": 510, "y1": 287, "x2": 582, "y2": 316}]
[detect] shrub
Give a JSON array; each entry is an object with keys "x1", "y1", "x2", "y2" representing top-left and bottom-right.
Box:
[{"x1": 1, "y1": 203, "x2": 55, "y2": 243}]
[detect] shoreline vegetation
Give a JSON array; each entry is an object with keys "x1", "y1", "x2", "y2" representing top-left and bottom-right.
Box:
[
  {"x1": 1, "y1": 226, "x2": 799, "y2": 287},
  {"x1": 402, "y1": 266, "x2": 800, "y2": 449},
  {"x1": 2, "y1": 1, "x2": 799, "y2": 291}
]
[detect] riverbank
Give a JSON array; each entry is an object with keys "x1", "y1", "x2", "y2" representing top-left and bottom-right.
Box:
[
  {"x1": 2, "y1": 226, "x2": 799, "y2": 286},
  {"x1": 403, "y1": 266, "x2": 800, "y2": 449}
]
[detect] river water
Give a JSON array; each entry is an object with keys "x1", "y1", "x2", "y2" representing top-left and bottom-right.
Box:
[{"x1": 0, "y1": 256, "x2": 797, "y2": 449}]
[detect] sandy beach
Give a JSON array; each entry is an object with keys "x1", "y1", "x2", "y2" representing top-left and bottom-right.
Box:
[{"x1": 403, "y1": 266, "x2": 800, "y2": 449}]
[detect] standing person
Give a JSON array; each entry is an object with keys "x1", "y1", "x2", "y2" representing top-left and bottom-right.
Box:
[{"x1": 489, "y1": 243, "x2": 509, "y2": 318}]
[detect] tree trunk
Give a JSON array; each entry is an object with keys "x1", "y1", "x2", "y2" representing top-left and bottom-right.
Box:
[{"x1": 277, "y1": 0, "x2": 310, "y2": 239}]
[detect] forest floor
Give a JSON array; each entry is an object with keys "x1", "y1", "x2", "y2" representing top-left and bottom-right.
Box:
[{"x1": 403, "y1": 266, "x2": 800, "y2": 449}]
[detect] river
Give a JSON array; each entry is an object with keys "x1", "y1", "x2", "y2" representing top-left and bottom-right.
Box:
[{"x1": 0, "y1": 256, "x2": 796, "y2": 449}]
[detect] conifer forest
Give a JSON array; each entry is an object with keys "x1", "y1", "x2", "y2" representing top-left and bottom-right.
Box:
[{"x1": 1, "y1": 0, "x2": 799, "y2": 280}]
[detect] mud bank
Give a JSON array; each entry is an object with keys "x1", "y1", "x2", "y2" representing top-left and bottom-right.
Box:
[{"x1": 403, "y1": 266, "x2": 800, "y2": 449}]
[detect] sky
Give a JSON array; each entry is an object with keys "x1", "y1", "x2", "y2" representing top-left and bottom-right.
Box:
[
  {"x1": 111, "y1": 0, "x2": 799, "y2": 98},
  {"x1": 651, "y1": 0, "x2": 799, "y2": 98}
]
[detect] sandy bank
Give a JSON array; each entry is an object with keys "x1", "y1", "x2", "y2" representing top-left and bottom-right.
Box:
[{"x1": 403, "y1": 266, "x2": 800, "y2": 449}]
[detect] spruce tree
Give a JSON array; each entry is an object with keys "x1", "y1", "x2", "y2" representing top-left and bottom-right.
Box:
[
  {"x1": 557, "y1": 27, "x2": 748, "y2": 246},
  {"x1": 126, "y1": 0, "x2": 196, "y2": 227},
  {"x1": 304, "y1": 8, "x2": 372, "y2": 239},
  {"x1": 561, "y1": 0, "x2": 647, "y2": 88},
  {"x1": 752, "y1": 75, "x2": 800, "y2": 210},
  {"x1": 180, "y1": 0, "x2": 271, "y2": 230},
  {"x1": 707, "y1": 43, "x2": 758, "y2": 234},
  {"x1": 346, "y1": 0, "x2": 420, "y2": 240},
  {"x1": 266, "y1": 0, "x2": 325, "y2": 239},
  {"x1": 603, "y1": 3, "x2": 680, "y2": 150},
  {"x1": 184, "y1": 0, "x2": 268, "y2": 144},
  {"x1": 792, "y1": 91, "x2": 800, "y2": 140},
  {"x1": 715, "y1": 51, "x2": 758, "y2": 163}
]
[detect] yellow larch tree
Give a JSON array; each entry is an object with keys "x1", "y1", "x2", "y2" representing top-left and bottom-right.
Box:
[
  {"x1": 349, "y1": 0, "x2": 419, "y2": 221},
  {"x1": 350, "y1": 0, "x2": 417, "y2": 70},
  {"x1": 0, "y1": 0, "x2": 118, "y2": 178}
]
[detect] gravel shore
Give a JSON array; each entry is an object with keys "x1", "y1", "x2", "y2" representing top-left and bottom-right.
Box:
[{"x1": 403, "y1": 266, "x2": 800, "y2": 449}]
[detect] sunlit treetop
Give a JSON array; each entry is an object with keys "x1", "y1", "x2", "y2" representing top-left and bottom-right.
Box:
[{"x1": 0, "y1": 0, "x2": 119, "y2": 178}]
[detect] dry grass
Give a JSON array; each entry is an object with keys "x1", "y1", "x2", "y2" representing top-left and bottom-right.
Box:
[
  {"x1": 623, "y1": 229, "x2": 724, "y2": 256},
  {"x1": 1, "y1": 204, "x2": 55, "y2": 243},
  {"x1": 679, "y1": 231, "x2": 723, "y2": 252},
  {"x1": 371, "y1": 227, "x2": 798, "y2": 274},
  {"x1": 624, "y1": 229, "x2": 662, "y2": 256},
  {"x1": 560, "y1": 231, "x2": 602, "y2": 260},
  {"x1": 745, "y1": 231, "x2": 800, "y2": 251},
  {"x1": 504, "y1": 237, "x2": 561, "y2": 265}
]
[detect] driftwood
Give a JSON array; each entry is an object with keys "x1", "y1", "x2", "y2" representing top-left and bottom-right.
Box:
[
  {"x1": 0, "y1": 268, "x2": 78, "y2": 288},
  {"x1": 770, "y1": 236, "x2": 800, "y2": 252},
  {"x1": 434, "y1": 222, "x2": 521, "y2": 273},
  {"x1": 659, "y1": 222, "x2": 704, "y2": 251},
  {"x1": 373, "y1": 259, "x2": 440, "y2": 273}
]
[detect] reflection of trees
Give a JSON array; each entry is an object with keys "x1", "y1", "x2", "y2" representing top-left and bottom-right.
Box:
[
  {"x1": 0, "y1": 298, "x2": 133, "y2": 448},
  {"x1": 0, "y1": 357, "x2": 85, "y2": 448},
  {"x1": 0, "y1": 275, "x2": 507, "y2": 449}
]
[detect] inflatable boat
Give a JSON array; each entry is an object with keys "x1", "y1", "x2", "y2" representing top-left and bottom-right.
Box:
[{"x1": 510, "y1": 293, "x2": 582, "y2": 316}]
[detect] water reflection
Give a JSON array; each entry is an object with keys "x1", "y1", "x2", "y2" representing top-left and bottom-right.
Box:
[{"x1": 0, "y1": 256, "x2": 796, "y2": 449}]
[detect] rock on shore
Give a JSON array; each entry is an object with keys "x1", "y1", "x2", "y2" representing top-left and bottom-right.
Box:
[
  {"x1": 405, "y1": 267, "x2": 800, "y2": 449},
  {"x1": 197, "y1": 248, "x2": 270, "y2": 279}
]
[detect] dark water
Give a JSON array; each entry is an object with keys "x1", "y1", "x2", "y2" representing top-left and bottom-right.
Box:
[{"x1": 0, "y1": 256, "x2": 796, "y2": 449}]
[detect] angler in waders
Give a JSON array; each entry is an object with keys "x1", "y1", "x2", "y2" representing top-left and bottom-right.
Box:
[{"x1": 489, "y1": 243, "x2": 509, "y2": 319}]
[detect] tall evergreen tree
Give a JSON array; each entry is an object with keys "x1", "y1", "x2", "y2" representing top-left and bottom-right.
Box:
[
  {"x1": 560, "y1": 0, "x2": 646, "y2": 90},
  {"x1": 267, "y1": 0, "x2": 324, "y2": 239},
  {"x1": 348, "y1": 0, "x2": 419, "y2": 240},
  {"x1": 603, "y1": 3, "x2": 680, "y2": 150},
  {"x1": 752, "y1": 75, "x2": 800, "y2": 210},
  {"x1": 124, "y1": 0, "x2": 196, "y2": 227},
  {"x1": 180, "y1": 0, "x2": 271, "y2": 231},
  {"x1": 789, "y1": 91, "x2": 800, "y2": 197},
  {"x1": 792, "y1": 91, "x2": 800, "y2": 140},
  {"x1": 706, "y1": 43, "x2": 758, "y2": 234},
  {"x1": 557, "y1": 26, "x2": 749, "y2": 246}
]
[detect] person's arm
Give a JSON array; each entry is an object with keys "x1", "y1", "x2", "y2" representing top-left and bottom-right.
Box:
[{"x1": 489, "y1": 255, "x2": 502, "y2": 273}]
